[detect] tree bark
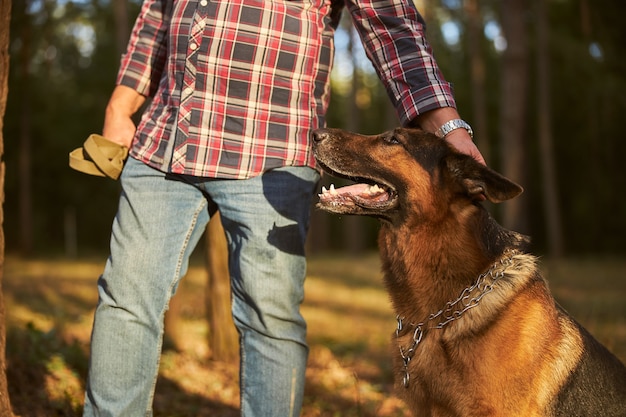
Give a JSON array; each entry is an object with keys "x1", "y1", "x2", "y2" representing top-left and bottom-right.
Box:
[
  {"x1": 17, "y1": 0, "x2": 32, "y2": 255},
  {"x1": 111, "y1": 0, "x2": 130, "y2": 57},
  {"x1": 535, "y1": 0, "x2": 564, "y2": 256},
  {"x1": 0, "y1": 0, "x2": 16, "y2": 413},
  {"x1": 465, "y1": 0, "x2": 491, "y2": 163},
  {"x1": 205, "y1": 213, "x2": 238, "y2": 362},
  {"x1": 499, "y1": 0, "x2": 530, "y2": 234},
  {"x1": 343, "y1": 19, "x2": 366, "y2": 255},
  {"x1": 412, "y1": 0, "x2": 428, "y2": 20}
]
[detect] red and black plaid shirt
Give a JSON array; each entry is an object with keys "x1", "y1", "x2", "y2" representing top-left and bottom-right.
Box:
[{"x1": 118, "y1": 0, "x2": 456, "y2": 179}]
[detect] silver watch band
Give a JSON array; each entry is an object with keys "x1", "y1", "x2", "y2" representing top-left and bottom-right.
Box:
[{"x1": 435, "y1": 119, "x2": 474, "y2": 140}]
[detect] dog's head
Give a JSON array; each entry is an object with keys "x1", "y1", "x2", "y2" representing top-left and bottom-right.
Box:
[{"x1": 312, "y1": 127, "x2": 523, "y2": 224}]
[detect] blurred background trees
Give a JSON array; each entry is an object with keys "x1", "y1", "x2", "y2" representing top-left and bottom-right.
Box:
[{"x1": 4, "y1": 0, "x2": 626, "y2": 258}]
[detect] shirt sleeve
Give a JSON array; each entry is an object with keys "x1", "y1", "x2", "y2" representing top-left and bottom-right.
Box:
[
  {"x1": 346, "y1": 0, "x2": 456, "y2": 125},
  {"x1": 116, "y1": 0, "x2": 172, "y2": 98}
]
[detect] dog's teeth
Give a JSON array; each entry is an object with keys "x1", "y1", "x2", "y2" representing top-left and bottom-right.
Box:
[
  {"x1": 321, "y1": 186, "x2": 328, "y2": 194},
  {"x1": 329, "y1": 184, "x2": 338, "y2": 195},
  {"x1": 366, "y1": 184, "x2": 382, "y2": 195}
]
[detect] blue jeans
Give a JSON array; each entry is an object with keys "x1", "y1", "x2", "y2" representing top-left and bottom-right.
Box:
[{"x1": 83, "y1": 157, "x2": 320, "y2": 417}]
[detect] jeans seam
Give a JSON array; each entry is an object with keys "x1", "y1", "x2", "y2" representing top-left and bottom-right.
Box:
[{"x1": 144, "y1": 198, "x2": 207, "y2": 414}]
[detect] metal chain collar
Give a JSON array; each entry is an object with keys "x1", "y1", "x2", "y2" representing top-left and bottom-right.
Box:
[{"x1": 395, "y1": 251, "x2": 518, "y2": 388}]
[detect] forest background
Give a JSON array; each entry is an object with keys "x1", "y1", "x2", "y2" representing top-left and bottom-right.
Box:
[
  {"x1": 4, "y1": 0, "x2": 626, "y2": 258},
  {"x1": 1, "y1": 0, "x2": 626, "y2": 415}
]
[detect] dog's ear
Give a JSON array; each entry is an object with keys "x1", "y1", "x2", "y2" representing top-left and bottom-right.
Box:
[{"x1": 447, "y1": 155, "x2": 523, "y2": 203}]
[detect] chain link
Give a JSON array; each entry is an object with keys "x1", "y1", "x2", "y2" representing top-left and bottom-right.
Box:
[{"x1": 396, "y1": 251, "x2": 517, "y2": 388}]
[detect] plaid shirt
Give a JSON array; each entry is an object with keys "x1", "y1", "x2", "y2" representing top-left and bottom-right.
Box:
[{"x1": 118, "y1": 0, "x2": 456, "y2": 179}]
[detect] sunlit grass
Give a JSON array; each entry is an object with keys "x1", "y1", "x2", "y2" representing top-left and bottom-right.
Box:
[{"x1": 3, "y1": 254, "x2": 626, "y2": 416}]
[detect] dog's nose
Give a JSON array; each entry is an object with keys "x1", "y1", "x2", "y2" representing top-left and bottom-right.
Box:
[{"x1": 311, "y1": 129, "x2": 329, "y2": 143}]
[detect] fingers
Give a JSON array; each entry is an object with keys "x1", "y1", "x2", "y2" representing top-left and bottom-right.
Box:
[{"x1": 444, "y1": 130, "x2": 487, "y2": 166}]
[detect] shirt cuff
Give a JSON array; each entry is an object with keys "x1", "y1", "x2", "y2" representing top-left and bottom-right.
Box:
[{"x1": 396, "y1": 82, "x2": 457, "y2": 127}]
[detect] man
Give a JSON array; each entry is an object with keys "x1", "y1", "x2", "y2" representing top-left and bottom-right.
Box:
[{"x1": 83, "y1": 0, "x2": 484, "y2": 416}]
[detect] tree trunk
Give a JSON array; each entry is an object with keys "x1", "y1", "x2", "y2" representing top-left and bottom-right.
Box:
[
  {"x1": 499, "y1": 0, "x2": 530, "y2": 234},
  {"x1": 465, "y1": 0, "x2": 491, "y2": 163},
  {"x1": 412, "y1": 0, "x2": 428, "y2": 20},
  {"x1": 343, "y1": 20, "x2": 366, "y2": 255},
  {"x1": 205, "y1": 213, "x2": 238, "y2": 362},
  {"x1": 17, "y1": 0, "x2": 32, "y2": 255},
  {"x1": 111, "y1": 0, "x2": 130, "y2": 57},
  {"x1": 535, "y1": 0, "x2": 564, "y2": 256},
  {"x1": 0, "y1": 0, "x2": 16, "y2": 413}
]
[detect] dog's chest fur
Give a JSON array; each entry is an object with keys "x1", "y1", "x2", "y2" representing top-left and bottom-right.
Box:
[{"x1": 379, "y1": 229, "x2": 587, "y2": 416}]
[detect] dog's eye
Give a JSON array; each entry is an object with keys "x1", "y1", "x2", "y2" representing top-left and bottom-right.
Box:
[{"x1": 383, "y1": 134, "x2": 401, "y2": 145}]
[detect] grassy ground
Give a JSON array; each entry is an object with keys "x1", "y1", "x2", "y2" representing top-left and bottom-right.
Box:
[{"x1": 3, "y1": 253, "x2": 626, "y2": 416}]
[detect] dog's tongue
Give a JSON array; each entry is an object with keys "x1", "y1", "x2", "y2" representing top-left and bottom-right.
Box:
[{"x1": 318, "y1": 183, "x2": 387, "y2": 204}]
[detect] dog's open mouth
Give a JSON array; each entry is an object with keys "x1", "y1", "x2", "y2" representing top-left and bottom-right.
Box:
[
  {"x1": 316, "y1": 165, "x2": 398, "y2": 212},
  {"x1": 319, "y1": 182, "x2": 394, "y2": 208}
]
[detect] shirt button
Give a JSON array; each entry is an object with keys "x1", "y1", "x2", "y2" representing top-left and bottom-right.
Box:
[
  {"x1": 190, "y1": 42, "x2": 198, "y2": 51},
  {"x1": 200, "y1": 0, "x2": 207, "y2": 5}
]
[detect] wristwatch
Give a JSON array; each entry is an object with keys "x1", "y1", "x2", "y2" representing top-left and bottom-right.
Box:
[{"x1": 435, "y1": 119, "x2": 474, "y2": 140}]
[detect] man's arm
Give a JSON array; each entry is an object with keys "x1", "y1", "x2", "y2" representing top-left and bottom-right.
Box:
[
  {"x1": 103, "y1": 85, "x2": 147, "y2": 148},
  {"x1": 345, "y1": 0, "x2": 485, "y2": 164},
  {"x1": 104, "y1": 0, "x2": 171, "y2": 147},
  {"x1": 116, "y1": 0, "x2": 172, "y2": 97}
]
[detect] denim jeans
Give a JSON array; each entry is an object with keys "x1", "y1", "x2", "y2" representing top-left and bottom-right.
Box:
[{"x1": 83, "y1": 157, "x2": 320, "y2": 417}]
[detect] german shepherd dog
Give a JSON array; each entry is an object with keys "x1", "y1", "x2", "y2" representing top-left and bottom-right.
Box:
[{"x1": 312, "y1": 127, "x2": 626, "y2": 416}]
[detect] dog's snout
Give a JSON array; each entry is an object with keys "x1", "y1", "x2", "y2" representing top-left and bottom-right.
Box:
[{"x1": 311, "y1": 129, "x2": 330, "y2": 143}]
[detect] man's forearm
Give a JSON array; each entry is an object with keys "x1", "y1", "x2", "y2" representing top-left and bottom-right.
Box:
[
  {"x1": 106, "y1": 85, "x2": 146, "y2": 119},
  {"x1": 102, "y1": 85, "x2": 147, "y2": 148},
  {"x1": 415, "y1": 106, "x2": 464, "y2": 135}
]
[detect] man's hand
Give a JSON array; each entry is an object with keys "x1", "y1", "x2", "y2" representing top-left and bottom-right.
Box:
[
  {"x1": 103, "y1": 85, "x2": 146, "y2": 149},
  {"x1": 444, "y1": 129, "x2": 486, "y2": 165},
  {"x1": 414, "y1": 107, "x2": 486, "y2": 165}
]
